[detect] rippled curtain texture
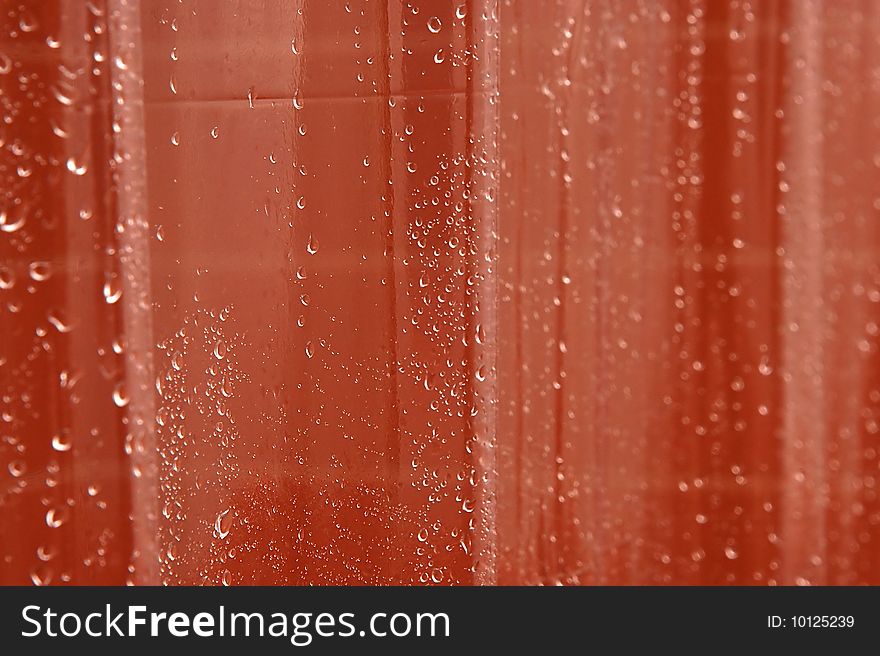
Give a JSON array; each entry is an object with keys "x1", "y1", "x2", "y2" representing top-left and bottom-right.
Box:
[{"x1": 2, "y1": 1, "x2": 880, "y2": 586}]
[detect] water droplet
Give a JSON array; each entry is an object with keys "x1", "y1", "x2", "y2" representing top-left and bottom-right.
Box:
[
  {"x1": 30, "y1": 564, "x2": 53, "y2": 586},
  {"x1": 51, "y1": 433, "x2": 72, "y2": 452},
  {"x1": 215, "y1": 509, "x2": 232, "y2": 539},
  {"x1": 0, "y1": 210, "x2": 24, "y2": 233},
  {"x1": 103, "y1": 279, "x2": 122, "y2": 304},
  {"x1": 112, "y1": 382, "x2": 129, "y2": 408},
  {"x1": 45, "y1": 507, "x2": 68, "y2": 528},
  {"x1": 47, "y1": 309, "x2": 73, "y2": 333},
  {"x1": 66, "y1": 157, "x2": 87, "y2": 176},
  {"x1": 427, "y1": 16, "x2": 442, "y2": 33},
  {"x1": 29, "y1": 261, "x2": 52, "y2": 281},
  {"x1": 0, "y1": 267, "x2": 14, "y2": 290},
  {"x1": 307, "y1": 235, "x2": 319, "y2": 255}
]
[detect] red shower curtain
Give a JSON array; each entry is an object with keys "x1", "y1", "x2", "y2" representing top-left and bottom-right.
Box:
[{"x1": 2, "y1": 0, "x2": 879, "y2": 586}]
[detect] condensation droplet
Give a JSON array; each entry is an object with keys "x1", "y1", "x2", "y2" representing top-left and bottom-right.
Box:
[
  {"x1": 112, "y1": 382, "x2": 129, "y2": 408},
  {"x1": 66, "y1": 157, "x2": 87, "y2": 176},
  {"x1": 51, "y1": 433, "x2": 72, "y2": 452},
  {"x1": 307, "y1": 235, "x2": 319, "y2": 255},
  {"x1": 214, "y1": 508, "x2": 232, "y2": 540},
  {"x1": 103, "y1": 279, "x2": 122, "y2": 304}
]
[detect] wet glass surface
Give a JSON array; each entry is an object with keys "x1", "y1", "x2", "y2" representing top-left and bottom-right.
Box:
[{"x1": 2, "y1": 1, "x2": 880, "y2": 586}]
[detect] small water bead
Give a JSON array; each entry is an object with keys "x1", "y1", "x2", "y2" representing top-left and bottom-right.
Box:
[
  {"x1": 0, "y1": 267, "x2": 14, "y2": 289},
  {"x1": 50, "y1": 122, "x2": 75, "y2": 143},
  {"x1": 45, "y1": 507, "x2": 68, "y2": 529},
  {"x1": 112, "y1": 382, "x2": 129, "y2": 408},
  {"x1": 213, "y1": 341, "x2": 227, "y2": 360},
  {"x1": 18, "y1": 11, "x2": 37, "y2": 32},
  {"x1": 170, "y1": 132, "x2": 180, "y2": 146},
  {"x1": 47, "y1": 310, "x2": 73, "y2": 333},
  {"x1": 306, "y1": 235, "x2": 319, "y2": 254},
  {"x1": 215, "y1": 509, "x2": 232, "y2": 539},
  {"x1": 30, "y1": 565, "x2": 53, "y2": 586},
  {"x1": 66, "y1": 157, "x2": 87, "y2": 176},
  {"x1": 103, "y1": 280, "x2": 122, "y2": 304},
  {"x1": 211, "y1": 126, "x2": 220, "y2": 139},
  {"x1": 51, "y1": 433, "x2": 72, "y2": 452},
  {"x1": 427, "y1": 16, "x2": 442, "y2": 33},
  {"x1": 305, "y1": 341, "x2": 315, "y2": 359},
  {"x1": 37, "y1": 545, "x2": 57, "y2": 562}
]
